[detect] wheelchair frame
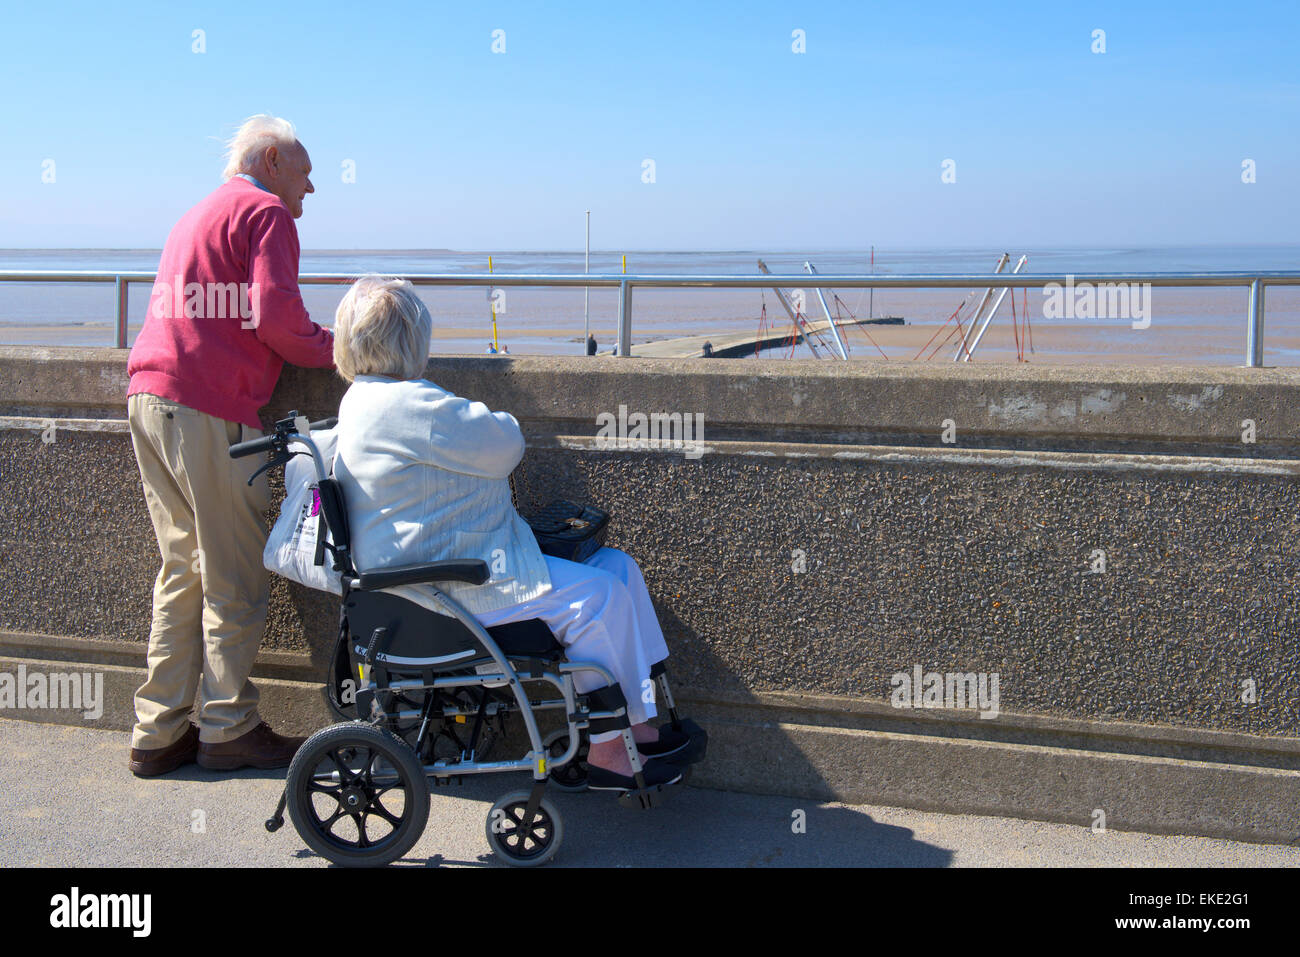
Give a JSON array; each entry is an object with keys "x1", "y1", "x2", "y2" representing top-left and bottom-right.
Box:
[{"x1": 232, "y1": 412, "x2": 705, "y2": 866}]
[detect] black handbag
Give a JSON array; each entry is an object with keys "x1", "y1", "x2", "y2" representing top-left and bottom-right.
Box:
[{"x1": 522, "y1": 499, "x2": 610, "y2": 563}]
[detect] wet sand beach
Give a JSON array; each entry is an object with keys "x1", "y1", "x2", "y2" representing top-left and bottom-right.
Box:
[
  {"x1": 3, "y1": 248, "x2": 1297, "y2": 365},
  {"x1": 7, "y1": 314, "x2": 1300, "y2": 366}
]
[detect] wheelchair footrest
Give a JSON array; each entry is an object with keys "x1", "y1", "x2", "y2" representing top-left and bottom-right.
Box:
[
  {"x1": 616, "y1": 779, "x2": 677, "y2": 810},
  {"x1": 670, "y1": 717, "x2": 708, "y2": 766}
]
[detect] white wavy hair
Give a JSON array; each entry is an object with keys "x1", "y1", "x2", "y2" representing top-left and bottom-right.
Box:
[
  {"x1": 334, "y1": 276, "x2": 433, "y2": 383},
  {"x1": 221, "y1": 114, "x2": 298, "y2": 180}
]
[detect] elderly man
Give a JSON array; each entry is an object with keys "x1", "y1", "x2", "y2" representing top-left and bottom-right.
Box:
[{"x1": 126, "y1": 115, "x2": 334, "y2": 776}]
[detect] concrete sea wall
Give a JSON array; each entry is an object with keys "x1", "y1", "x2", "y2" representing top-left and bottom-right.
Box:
[{"x1": 2, "y1": 346, "x2": 1298, "y2": 843}]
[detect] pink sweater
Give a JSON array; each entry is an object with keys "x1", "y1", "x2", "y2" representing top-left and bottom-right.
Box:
[{"x1": 127, "y1": 177, "x2": 335, "y2": 430}]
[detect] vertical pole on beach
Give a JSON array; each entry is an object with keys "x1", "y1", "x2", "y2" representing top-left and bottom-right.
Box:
[
  {"x1": 488, "y1": 256, "x2": 499, "y2": 351},
  {"x1": 1245, "y1": 278, "x2": 1265, "y2": 367},
  {"x1": 115, "y1": 276, "x2": 129, "y2": 348},
  {"x1": 869, "y1": 246, "x2": 874, "y2": 320},
  {"x1": 617, "y1": 278, "x2": 632, "y2": 357},
  {"x1": 584, "y1": 210, "x2": 591, "y2": 355}
]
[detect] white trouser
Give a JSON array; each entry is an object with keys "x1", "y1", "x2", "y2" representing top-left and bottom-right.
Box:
[{"x1": 473, "y1": 547, "x2": 670, "y2": 734}]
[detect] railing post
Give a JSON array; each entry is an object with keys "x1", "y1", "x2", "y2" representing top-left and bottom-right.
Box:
[
  {"x1": 617, "y1": 280, "x2": 632, "y2": 357},
  {"x1": 1245, "y1": 279, "x2": 1265, "y2": 368},
  {"x1": 115, "y1": 276, "x2": 129, "y2": 348}
]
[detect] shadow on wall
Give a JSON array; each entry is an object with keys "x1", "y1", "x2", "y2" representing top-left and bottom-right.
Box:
[{"x1": 506, "y1": 446, "x2": 847, "y2": 805}]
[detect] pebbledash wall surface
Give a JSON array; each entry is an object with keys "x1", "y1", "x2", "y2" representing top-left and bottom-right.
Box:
[{"x1": 2, "y1": 345, "x2": 1299, "y2": 843}]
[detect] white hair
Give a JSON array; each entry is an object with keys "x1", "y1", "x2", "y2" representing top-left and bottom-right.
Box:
[
  {"x1": 221, "y1": 114, "x2": 299, "y2": 180},
  {"x1": 334, "y1": 276, "x2": 433, "y2": 383}
]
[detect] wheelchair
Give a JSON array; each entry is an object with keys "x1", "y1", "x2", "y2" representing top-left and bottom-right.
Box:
[{"x1": 230, "y1": 412, "x2": 707, "y2": 867}]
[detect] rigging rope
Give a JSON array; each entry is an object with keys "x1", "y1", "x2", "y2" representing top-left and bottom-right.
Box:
[
  {"x1": 1011, "y1": 284, "x2": 1022, "y2": 361},
  {"x1": 1024, "y1": 286, "x2": 1034, "y2": 354},
  {"x1": 831, "y1": 291, "x2": 888, "y2": 360},
  {"x1": 914, "y1": 298, "x2": 969, "y2": 361}
]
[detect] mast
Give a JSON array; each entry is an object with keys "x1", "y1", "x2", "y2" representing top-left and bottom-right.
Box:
[
  {"x1": 757, "y1": 259, "x2": 823, "y2": 358},
  {"x1": 803, "y1": 262, "x2": 850, "y2": 359},
  {"x1": 952, "y1": 253, "x2": 1011, "y2": 360},
  {"x1": 583, "y1": 210, "x2": 590, "y2": 354},
  {"x1": 962, "y1": 255, "x2": 1029, "y2": 361}
]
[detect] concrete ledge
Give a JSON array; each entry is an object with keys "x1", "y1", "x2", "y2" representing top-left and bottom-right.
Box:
[
  {"x1": 0, "y1": 656, "x2": 330, "y2": 740},
  {"x1": 0, "y1": 415, "x2": 129, "y2": 434},
  {"x1": 690, "y1": 704, "x2": 1300, "y2": 845},
  {"x1": 7, "y1": 629, "x2": 1299, "y2": 764},
  {"x1": 6, "y1": 629, "x2": 1297, "y2": 770},
  {"x1": 9, "y1": 412, "x2": 1300, "y2": 476},
  {"x1": 8, "y1": 347, "x2": 1300, "y2": 456},
  {"x1": 543, "y1": 433, "x2": 1300, "y2": 477}
]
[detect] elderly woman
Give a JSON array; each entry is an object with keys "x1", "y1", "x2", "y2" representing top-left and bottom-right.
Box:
[{"x1": 331, "y1": 275, "x2": 686, "y2": 791}]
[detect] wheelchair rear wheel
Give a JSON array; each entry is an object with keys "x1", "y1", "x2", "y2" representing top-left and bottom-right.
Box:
[
  {"x1": 286, "y1": 722, "x2": 430, "y2": 867},
  {"x1": 542, "y1": 729, "x2": 589, "y2": 792}
]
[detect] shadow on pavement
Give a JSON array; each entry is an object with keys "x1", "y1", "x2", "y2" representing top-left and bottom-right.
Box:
[{"x1": 289, "y1": 774, "x2": 954, "y2": 868}]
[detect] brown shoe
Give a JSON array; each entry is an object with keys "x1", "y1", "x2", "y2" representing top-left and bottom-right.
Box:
[
  {"x1": 196, "y1": 721, "x2": 308, "y2": 771},
  {"x1": 129, "y1": 723, "x2": 200, "y2": 777}
]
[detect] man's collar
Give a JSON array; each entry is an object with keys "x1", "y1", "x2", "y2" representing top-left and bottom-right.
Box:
[{"x1": 233, "y1": 172, "x2": 271, "y2": 192}]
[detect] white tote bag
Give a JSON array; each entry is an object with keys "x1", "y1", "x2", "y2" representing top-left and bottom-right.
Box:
[{"x1": 263, "y1": 427, "x2": 344, "y2": 594}]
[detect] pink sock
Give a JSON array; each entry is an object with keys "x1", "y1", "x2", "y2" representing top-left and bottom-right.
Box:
[{"x1": 631, "y1": 723, "x2": 658, "y2": 745}]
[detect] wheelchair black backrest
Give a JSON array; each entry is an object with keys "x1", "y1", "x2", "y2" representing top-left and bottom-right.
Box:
[
  {"x1": 317, "y1": 458, "x2": 559, "y2": 681},
  {"x1": 314, "y1": 477, "x2": 356, "y2": 578}
]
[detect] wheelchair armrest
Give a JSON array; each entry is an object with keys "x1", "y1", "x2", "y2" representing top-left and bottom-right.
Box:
[{"x1": 355, "y1": 560, "x2": 490, "y2": 590}]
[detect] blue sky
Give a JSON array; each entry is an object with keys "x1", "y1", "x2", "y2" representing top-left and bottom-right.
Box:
[{"x1": 1, "y1": 0, "x2": 1296, "y2": 250}]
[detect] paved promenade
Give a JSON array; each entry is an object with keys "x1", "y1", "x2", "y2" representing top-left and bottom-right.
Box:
[{"x1": 3, "y1": 719, "x2": 1296, "y2": 868}]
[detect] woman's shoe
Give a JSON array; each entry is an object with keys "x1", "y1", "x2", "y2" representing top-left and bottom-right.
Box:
[
  {"x1": 586, "y1": 760, "x2": 683, "y2": 792},
  {"x1": 636, "y1": 726, "x2": 691, "y2": 760}
]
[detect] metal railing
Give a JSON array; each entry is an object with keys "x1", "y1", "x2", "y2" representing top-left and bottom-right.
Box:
[{"x1": 1, "y1": 269, "x2": 1298, "y2": 366}]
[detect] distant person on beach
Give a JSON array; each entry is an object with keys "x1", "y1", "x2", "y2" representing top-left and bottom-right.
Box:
[
  {"x1": 124, "y1": 114, "x2": 334, "y2": 777},
  {"x1": 586, "y1": 335, "x2": 597, "y2": 356},
  {"x1": 486, "y1": 342, "x2": 498, "y2": 354}
]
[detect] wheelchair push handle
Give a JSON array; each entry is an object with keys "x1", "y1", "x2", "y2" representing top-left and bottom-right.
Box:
[
  {"x1": 229, "y1": 434, "x2": 278, "y2": 459},
  {"x1": 229, "y1": 415, "x2": 337, "y2": 460}
]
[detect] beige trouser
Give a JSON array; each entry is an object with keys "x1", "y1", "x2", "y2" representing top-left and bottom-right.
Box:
[{"x1": 127, "y1": 392, "x2": 272, "y2": 748}]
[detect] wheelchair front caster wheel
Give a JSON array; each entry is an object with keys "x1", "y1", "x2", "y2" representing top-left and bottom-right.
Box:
[
  {"x1": 285, "y1": 721, "x2": 430, "y2": 867},
  {"x1": 486, "y1": 790, "x2": 564, "y2": 866},
  {"x1": 542, "y1": 729, "x2": 589, "y2": 792}
]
